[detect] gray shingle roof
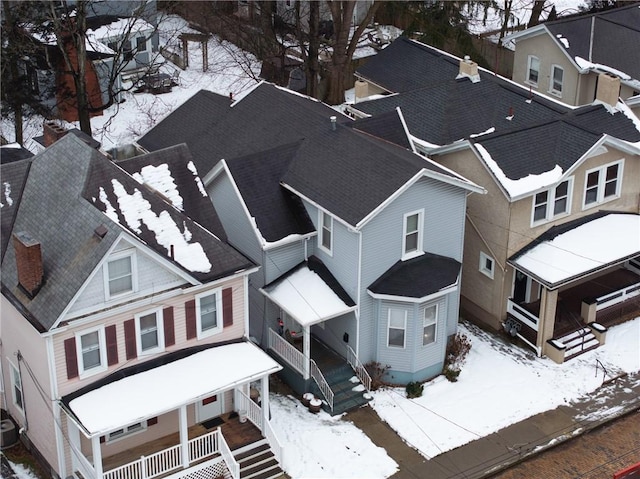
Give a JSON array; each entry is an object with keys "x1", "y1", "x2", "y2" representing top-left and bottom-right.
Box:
[
  {"x1": 115, "y1": 144, "x2": 228, "y2": 241},
  {"x1": 350, "y1": 109, "x2": 413, "y2": 149},
  {"x1": 368, "y1": 253, "x2": 461, "y2": 298},
  {"x1": 1, "y1": 144, "x2": 34, "y2": 165},
  {"x1": 0, "y1": 158, "x2": 32, "y2": 260},
  {"x1": 545, "y1": 4, "x2": 640, "y2": 81},
  {"x1": 140, "y1": 82, "x2": 469, "y2": 233},
  {"x1": 1, "y1": 135, "x2": 254, "y2": 333}
]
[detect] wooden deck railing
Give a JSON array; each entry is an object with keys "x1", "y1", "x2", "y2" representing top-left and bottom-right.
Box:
[
  {"x1": 507, "y1": 299, "x2": 539, "y2": 331},
  {"x1": 217, "y1": 427, "x2": 239, "y2": 479},
  {"x1": 346, "y1": 344, "x2": 372, "y2": 391},
  {"x1": 235, "y1": 389, "x2": 263, "y2": 430},
  {"x1": 596, "y1": 282, "x2": 640, "y2": 311},
  {"x1": 264, "y1": 418, "x2": 284, "y2": 465}
]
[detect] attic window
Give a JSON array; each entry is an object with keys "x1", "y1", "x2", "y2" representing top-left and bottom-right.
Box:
[
  {"x1": 105, "y1": 250, "x2": 137, "y2": 299},
  {"x1": 550, "y1": 65, "x2": 564, "y2": 96},
  {"x1": 527, "y1": 56, "x2": 539, "y2": 86},
  {"x1": 318, "y1": 211, "x2": 333, "y2": 255}
]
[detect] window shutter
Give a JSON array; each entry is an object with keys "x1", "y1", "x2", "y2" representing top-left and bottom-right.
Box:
[
  {"x1": 64, "y1": 338, "x2": 78, "y2": 379},
  {"x1": 124, "y1": 319, "x2": 137, "y2": 360},
  {"x1": 185, "y1": 299, "x2": 196, "y2": 340},
  {"x1": 222, "y1": 288, "x2": 233, "y2": 328},
  {"x1": 105, "y1": 325, "x2": 118, "y2": 366},
  {"x1": 163, "y1": 307, "x2": 175, "y2": 347}
]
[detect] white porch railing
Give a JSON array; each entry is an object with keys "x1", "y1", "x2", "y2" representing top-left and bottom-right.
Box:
[
  {"x1": 269, "y1": 328, "x2": 306, "y2": 376},
  {"x1": 103, "y1": 429, "x2": 239, "y2": 479},
  {"x1": 596, "y1": 282, "x2": 640, "y2": 311},
  {"x1": 235, "y1": 389, "x2": 263, "y2": 430},
  {"x1": 310, "y1": 359, "x2": 334, "y2": 411},
  {"x1": 263, "y1": 418, "x2": 284, "y2": 465},
  {"x1": 507, "y1": 299, "x2": 539, "y2": 331},
  {"x1": 346, "y1": 344, "x2": 371, "y2": 391}
]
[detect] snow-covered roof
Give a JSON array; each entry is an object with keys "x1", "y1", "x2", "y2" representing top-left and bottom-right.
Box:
[
  {"x1": 66, "y1": 342, "x2": 282, "y2": 436},
  {"x1": 89, "y1": 17, "x2": 155, "y2": 41},
  {"x1": 261, "y1": 264, "x2": 356, "y2": 327},
  {"x1": 509, "y1": 213, "x2": 640, "y2": 289}
]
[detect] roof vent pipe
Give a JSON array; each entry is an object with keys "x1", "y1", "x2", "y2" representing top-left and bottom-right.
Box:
[{"x1": 330, "y1": 116, "x2": 337, "y2": 131}]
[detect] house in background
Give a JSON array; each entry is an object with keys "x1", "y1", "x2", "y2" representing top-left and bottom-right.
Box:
[
  {"x1": 349, "y1": 35, "x2": 640, "y2": 363},
  {"x1": 0, "y1": 134, "x2": 286, "y2": 479},
  {"x1": 505, "y1": 4, "x2": 640, "y2": 107},
  {"x1": 135, "y1": 82, "x2": 484, "y2": 412}
]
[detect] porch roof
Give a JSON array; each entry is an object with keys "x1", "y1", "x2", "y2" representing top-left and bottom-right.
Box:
[
  {"x1": 65, "y1": 342, "x2": 281, "y2": 437},
  {"x1": 509, "y1": 213, "x2": 640, "y2": 289},
  {"x1": 261, "y1": 259, "x2": 356, "y2": 327}
]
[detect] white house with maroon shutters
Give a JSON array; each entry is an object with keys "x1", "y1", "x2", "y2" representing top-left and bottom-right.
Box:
[{"x1": 0, "y1": 133, "x2": 285, "y2": 479}]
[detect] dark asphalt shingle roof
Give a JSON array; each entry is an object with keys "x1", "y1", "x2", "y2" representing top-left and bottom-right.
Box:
[
  {"x1": 350, "y1": 109, "x2": 413, "y2": 149},
  {"x1": 1, "y1": 144, "x2": 34, "y2": 165},
  {"x1": 544, "y1": 4, "x2": 640, "y2": 81},
  {"x1": 0, "y1": 158, "x2": 32, "y2": 260},
  {"x1": 115, "y1": 143, "x2": 228, "y2": 241},
  {"x1": 2, "y1": 135, "x2": 254, "y2": 332},
  {"x1": 368, "y1": 253, "x2": 461, "y2": 298},
  {"x1": 140, "y1": 82, "x2": 469, "y2": 232},
  {"x1": 225, "y1": 141, "x2": 315, "y2": 242}
]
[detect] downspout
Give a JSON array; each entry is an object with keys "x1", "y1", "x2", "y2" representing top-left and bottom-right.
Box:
[
  {"x1": 46, "y1": 335, "x2": 68, "y2": 479},
  {"x1": 588, "y1": 16, "x2": 595, "y2": 62},
  {"x1": 356, "y1": 229, "x2": 363, "y2": 357}
]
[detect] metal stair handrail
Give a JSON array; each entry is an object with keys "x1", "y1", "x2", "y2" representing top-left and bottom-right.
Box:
[
  {"x1": 345, "y1": 344, "x2": 372, "y2": 391},
  {"x1": 310, "y1": 359, "x2": 334, "y2": 411}
]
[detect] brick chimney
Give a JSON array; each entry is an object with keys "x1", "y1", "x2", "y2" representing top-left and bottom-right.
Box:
[
  {"x1": 13, "y1": 232, "x2": 44, "y2": 298},
  {"x1": 43, "y1": 121, "x2": 68, "y2": 147},
  {"x1": 595, "y1": 73, "x2": 620, "y2": 107},
  {"x1": 457, "y1": 56, "x2": 480, "y2": 83}
]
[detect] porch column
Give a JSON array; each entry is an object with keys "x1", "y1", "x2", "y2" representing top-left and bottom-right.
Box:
[
  {"x1": 179, "y1": 405, "x2": 189, "y2": 468},
  {"x1": 303, "y1": 324, "x2": 311, "y2": 380},
  {"x1": 538, "y1": 287, "x2": 558, "y2": 355},
  {"x1": 261, "y1": 375, "x2": 270, "y2": 428},
  {"x1": 91, "y1": 435, "x2": 103, "y2": 479}
]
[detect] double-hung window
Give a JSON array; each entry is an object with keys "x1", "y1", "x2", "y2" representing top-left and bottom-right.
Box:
[
  {"x1": 531, "y1": 179, "x2": 572, "y2": 225},
  {"x1": 319, "y1": 211, "x2": 333, "y2": 254},
  {"x1": 422, "y1": 305, "x2": 438, "y2": 345},
  {"x1": 136, "y1": 36, "x2": 147, "y2": 52},
  {"x1": 550, "y1": 65, "x2": 564, "y2": 95},
  {"x1": 77, "y1": 327, "x2": 107, "y2": 376},
  {"x1": 136, "y1": 308, "x2": 164, "y2": 355},
  {"x1": 10, "y1": 362, "x2": 24, "y2": 413},
  {"x1": 583, "y1": 161, "x2": 623, "y2": 209},
  {"x1": 527, "y1": 55, "x2": 540, "y2": 85},
  {"x1": 388, "y1": 309, "x2": 406, "y2": 348},
  {"x1": 196, "y1": 290, "x2": 222, "y2": 338},
  {"x1": 402, "y1": 210, "x2": 423, "y2": 259},
  {"x1": 105, "y1": 251, "x2": 136, "y2": 299}
]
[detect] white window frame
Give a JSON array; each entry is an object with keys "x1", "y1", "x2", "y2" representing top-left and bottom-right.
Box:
[
  {"x1": 402, "y1": 210, "x2": 424, "y2": 260},
  {"x1": 76, "y1": 326, "x2": 107, "y2": 378},
  {"x1": 318, "y1": 211, "x2": 333, "y2": 255},
  {"x1": 135, "y1": 308, "x2": 165, "y2": 356},
  {"x1": 106, "y1": 421, "x2": 148, "y2": 443},
  {"x1": 387, "y1": 308, "x2": 407, "y2": 348},
  {"x1": 104, "y1": 250, "x2": 137, "y2": 300},
  {"x1": 526, "y1": 55, "x2": 540, "y2": 86},
  {"x1": 549, "y1": 64, "x2": 564, "y2": 96},
  {"x1": 479, "y1": 252, "x2": 495, "y2": 280},
  {"x1": 582, "y1": 160, "x2": 624, "y2": 210},
  {"x1": 196, "y1": 289, "x2": 223, "y2": 339},
  {"x1": 531, "y1": 178, "x2": 573, "y2": 226},
  {"x1": 9, "y1": 361, "x2": 24, "y2": 414},
  {"x1": 422, "y1": 304, "x2": 438, "y2": 346}
]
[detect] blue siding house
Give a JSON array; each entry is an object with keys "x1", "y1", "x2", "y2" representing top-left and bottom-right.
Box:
[{"x1": 136, "y1": 82, "x2": 484, "y2": 413}]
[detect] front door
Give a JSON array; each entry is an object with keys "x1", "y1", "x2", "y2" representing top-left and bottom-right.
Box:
[
  {"x1": 197, "y1": 393, "x2": 223, "y2": 422},
  {"x1": 513, "y1": 270, "x2": 529, "y2": 303}
]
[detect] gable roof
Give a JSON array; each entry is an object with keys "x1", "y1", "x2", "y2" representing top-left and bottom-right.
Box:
[
  {"x1": 115, "y1": 144, "x2": 228, "y2": 242},
  {"x1": 1, "y1": 135, "x2": 254, "y2": 333},
  {"x1": 140, "y1": 82, "x2": 479, "y2": 236},
  {"x1": 349, "y1": 109, "x2": 413, "y2": 150},
  {"x1": 508, "y1": 4, "x2": 640, "y2": 83}
]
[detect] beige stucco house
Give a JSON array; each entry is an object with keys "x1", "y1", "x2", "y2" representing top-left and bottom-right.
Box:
[{"x1": 0, "y1": 134, "x2": 285, "y2": 479}]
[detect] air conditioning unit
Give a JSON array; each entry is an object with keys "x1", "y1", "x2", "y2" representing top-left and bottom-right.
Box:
[{"x1": 1, "y1": 419, "x2": 18, "y2": 449}]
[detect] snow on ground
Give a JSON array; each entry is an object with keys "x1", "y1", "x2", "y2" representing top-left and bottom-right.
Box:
[
  {"x1": 269, "y1": 394, "x2": 399, "y2": 479},
  {"x1": 1, "y1": 459, "x2": 38, "y2": 479},
  {"x1": 369, "y1": 318, "x2": 640, "y2": 461}
]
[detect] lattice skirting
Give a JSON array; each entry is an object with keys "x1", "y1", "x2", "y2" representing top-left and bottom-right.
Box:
[{"x1": 164, "y1": 458, "x2": 229, "y2": 479}]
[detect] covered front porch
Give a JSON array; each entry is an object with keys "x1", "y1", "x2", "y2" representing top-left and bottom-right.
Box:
[
  {"x1": 505, "y1": 213, "x2": 640, "y2": 362},
  {"x1": 260, "y1": 259, "x2": 371, "y2": 414},
  {"x1": 61, "y1": 341, "x2": 284, "y2": 479}
]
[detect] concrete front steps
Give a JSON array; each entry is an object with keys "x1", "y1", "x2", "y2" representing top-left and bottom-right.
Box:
[
  {"x1": 233, "y1": 439, "x2": 285, "y2": 479},
  {"x1": 557, "y1": 327, "x2": 600, "y2": 361},
  {"x1": 314, "y1": 363, "x2": 372, "y2": 416}
]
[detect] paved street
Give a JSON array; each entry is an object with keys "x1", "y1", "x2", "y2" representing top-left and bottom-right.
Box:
[{"x1": 492, "y1": 411, "x2": 640, "y2": 479}]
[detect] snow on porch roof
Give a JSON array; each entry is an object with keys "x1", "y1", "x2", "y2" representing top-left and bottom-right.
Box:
[
  {"x1": 509, "y1": 213, "x2": 640, "y2": 289},
  {"x1": 261, "y1": 265, "x2": 356, "y2": 327},
  {"x1": 67, "y1": 342, "x2": 281, "y2": 436}
]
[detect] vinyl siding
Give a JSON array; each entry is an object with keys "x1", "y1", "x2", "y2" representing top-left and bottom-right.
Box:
[
  {"x1": 207, "y1": 172, "x2": 262, "y2": 263},
  {"x1": 359, "y1": 177, "x2": 468, "y2": 364},
  {"x1": 53, "y1": 275, "x2": 247, "y2": 398},
  {"x1": 264, "y1": 240, "x2": 307, "y2": 285},
  {"x1": 311, "y1": 311, "x2": 357, "y2": 356},
  {"x1": 67, "y1": 240, "x2": 187, "y2": 317}
]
